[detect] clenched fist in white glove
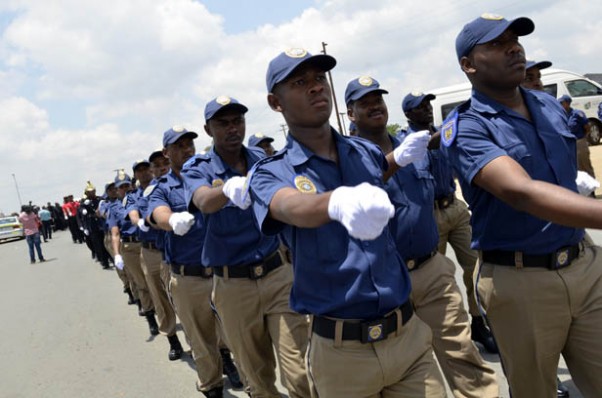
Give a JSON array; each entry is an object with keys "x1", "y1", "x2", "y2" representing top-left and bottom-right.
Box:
[
  {"x1": 83, "y1": 229, "x2": 89, "y2": 236},
  {"x1": 576, "y1": 171, "x2": 600, "y2": 196},
  {"x1": 137, "y1": 219, "x2": 150, "y2": 232},
  {"x1": 394, "y1": 130, "x2": 430, "y2": 167},
  {"x1": 328, "y1": 182, "x2": 395, "y2": 240},
  {"x1": 115, "y1": 254, "x2": 125, "y2": 270},
  {"x1": 222, "y1": 176, "x2": 251, "y2": 210},
  {"x1": 168, "y1": 212, "x2": 195, "y2": 236},
  {"x1": 82, "y1": 209, "x2": 88, "y2": 216}
]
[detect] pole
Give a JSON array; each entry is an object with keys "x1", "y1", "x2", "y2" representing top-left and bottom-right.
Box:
[
  {"x1": 339, "y1": 112, "x2": 347, "y2": 135},
  {"x1": 12, "y1": 173, "x2": 23, "y2": 207},
  {"x1": 280, "y1": 124, "x2": 287, "y2": 139},
  {"x1": 321, "y1": 42, "x2": 344, "y2": 135}
]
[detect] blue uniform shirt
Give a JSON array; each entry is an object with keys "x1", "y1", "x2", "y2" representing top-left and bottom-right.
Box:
[
  {"x1": 99, "y1": 199, "x2": 117, "y2": 233},
  {"x1": 567, "y1": 108, "x2": 589, "y2": 139},
  {"x1": 249, "y1": 129, "x2": 411, "y2": 320},
  {"x1": 404, "y1": 123, "x2": 456, "y2": 200},
  {"x1": 148, "y1": 170, "x2": 204, "y2": 266},
  {"x1": 441, "y1": 88, "x2": 584, "y2": 254},
  {"x1": 386, "y1": 135, "x2": 439, "y2": 259},
  {"x1": 125, "y1": 185, "x2": 162, "y2": 246},
  {"x1": 181, "y1": 147, "x2": 279, "y2": 267},
  {"x1": 107, "y1": 198, "x2": 137, "y2": 237}
]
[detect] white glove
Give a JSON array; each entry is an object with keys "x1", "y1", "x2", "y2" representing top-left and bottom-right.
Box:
[
  {"x1": 64, "y1": 215, "x2": 68, "y2": 220},
  {"x1": 137, "y1": 218, "x2": 150, "y2": 232},
  {"x1": 84, "y1": 199, "x2": 91, "y2": 205},
  {"x1": 576, "y1": 171, "x2": 600, "y2": 196},
  {"x1": 83, "y1": 229, "x2": 89, "y2": 236},
  {"x1": 115, "y1": 254, "x2": 124, "y2": 270},
  {"x1": 82, "y1": 209, "x2": 88, "y2": 215},
  {"x1": 327, "y1": 182, "x2": 395, "y2": 240},
  {"x1": 393, "y1": 130, "x2": 430, "y2": 167},
  {"x1": 222, "y1": 176, "x2": 251, "y2": 210},
  {"x1": 168, "y1": 212, "x2": 195, "y2": 236},
  {"x1": 79, "y1": 226, "x2": 84, "y2": 231}
]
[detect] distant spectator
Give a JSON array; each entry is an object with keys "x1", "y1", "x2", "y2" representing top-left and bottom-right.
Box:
[
  {"x1": 18, "y1": 205, "x2": 45, "y2": 264},
  {"x1": 38, "y1": 206, "x2": 53, "y2": 242}
]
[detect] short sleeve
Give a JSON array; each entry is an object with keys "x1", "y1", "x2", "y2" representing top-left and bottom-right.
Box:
[
  {"x1": 248, "y1": 164, "x2": 291, "y2": 236},
  {"x1": 181, "y1": 163, "x2": 212, "y2": 213}
]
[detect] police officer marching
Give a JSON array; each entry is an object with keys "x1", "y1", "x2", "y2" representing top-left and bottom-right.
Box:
[{"x1": 80, "y1": 181, "x2": 111, "y2": 269}]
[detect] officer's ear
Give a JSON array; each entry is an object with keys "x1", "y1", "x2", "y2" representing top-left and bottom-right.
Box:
[
  {"x1": 268, "y1": 93, "x2": 283, "y2": 113},
  {"x1": 162, "y1": 147, "x2": 170, "y2": 160},
  {"x1": 460, "y1": 55, "x2": 476, "y2": 76},
  {"x1": 203, "y1": 124, "x2": 213, "y2": 138},
  {"x1": 347, "y1": 105, "x2": 356, "y2": 122}
]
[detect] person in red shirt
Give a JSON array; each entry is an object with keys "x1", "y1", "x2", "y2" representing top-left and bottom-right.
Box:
[
  {"x1": 19, "y1": 205, "x2": 45, "y2": 264},
  {"x1": 62, "y1": 195, "x2": 83, "y2": 244}
]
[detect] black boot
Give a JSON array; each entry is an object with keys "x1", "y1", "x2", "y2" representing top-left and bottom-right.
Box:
[
  {"x1": 136, "y1": 300, "x2": 145, "y2": 316},
  {"x1": 125, "y1": 288, "x2": 136, "y2": 305},
  {"x1": 220, "y1": 348, "x2": 243, "y2": 389},
  {"x1": 196, "y1": 384, "x2": 223, "y2": 398},
  {"x1": 557, "y1": 377, "x2": 570, "y2": 397},
  {"x1": 167, "y1": 334, "x2": 183, "y2": 361},
  {"x1": 471, "y1": 315, "x2": 499, "y2": 354},
  {"x1": 145, "y1": 311, "x2": 159, "y2": 336}
]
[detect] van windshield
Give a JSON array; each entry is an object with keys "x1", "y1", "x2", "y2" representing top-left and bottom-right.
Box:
[{"x1": 543, "y1": 84, "x2": 557, "y2": 97}]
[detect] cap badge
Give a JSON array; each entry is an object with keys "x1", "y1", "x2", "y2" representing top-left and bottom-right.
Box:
[
  {"x1": 285, "y1": 48, "x2": 307, "y2": 58},
  {"x1": 411, "y1": 90, "x2": 423, "y2": 97},
  {"x1": 481, "y1": 13, "x2": 504, "y2": 20},
  {"x1": 117, "y1": 169, "x2": 126, "y2": 181},
  {"x1": 358, "y1": 76, "x2": 373, "y2": 87},
  {"x1": 255, "y1": 132, "x2": 264, "y2": 138},
  {"x1": 212, "y1": 178, "x2": 224, "y2": 188},
  {"x1": 85, "y1": 180, "x2": 96, "y2": 192},
  {"x1": 172, "y1": 125, "x2": 185, "y2": 133},
  {"x1": 216, "y1": 96, "x2": 231, "y2": 105},
  {"x1": 294, "y1": 175, "x2": 317, "y2": 194}
]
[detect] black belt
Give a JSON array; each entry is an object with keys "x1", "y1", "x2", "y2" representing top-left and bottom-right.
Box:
[
  {"x1": 121, "y1": 236, "x2": 139, "y2": 243},
  {"x1": 141, "y1": 241, "x2": 159, "y2": 250},
  {"x1": 312, "y1": 300, "x2": 414, "y2": 344},
  {"x1": 404, "y1": 250, "x2": 437, "y2": 271},
  {"x1": 213, "y1": 251, "x2": 283, "y2": 279},
  {"x1": 434, "y1": 193, "x2": 455, "y2": 210},
  {"x1": 171, "y1": 264, "x2": 213, "y2": 278},
  {"x1": 482, "y1": 243, "x2": 582, "y2": 270}
]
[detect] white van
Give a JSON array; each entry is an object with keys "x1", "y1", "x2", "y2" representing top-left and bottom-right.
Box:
[{"x1": 429, "y1": 69, "x2": 602, "y2": 145}]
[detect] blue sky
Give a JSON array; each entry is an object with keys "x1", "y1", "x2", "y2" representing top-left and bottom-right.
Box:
[{"x1": 0, "y1": 0, "x2": 601, "y2": 214}]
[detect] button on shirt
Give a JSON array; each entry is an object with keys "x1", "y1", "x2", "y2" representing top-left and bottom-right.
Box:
[
  {"x1": 386, "y1": 135, "x2": 439, "y2": 259},
  {"x1": 148, "y1": 170, "x2": 204, "y2": 266},
  {"x1": 181, "y1": 147, "x2": 279, "y2": 267},
  {"x1": 442, "y1": 88, "x2": 584, "y2": 254},
  {"x1": 249, "y1": 130, "x2": 411, "y2": 320}
]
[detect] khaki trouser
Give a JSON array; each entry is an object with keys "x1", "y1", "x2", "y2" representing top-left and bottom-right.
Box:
[
  {"x1": 160, "y1": 261, "x2": 171, "y2": 293},
  {"x1": 476, "y1": 241, "x2": 602, "y2": 397},
  {"x1": 435, "y1": 197, "x2": 479, "y2": 316},
  {"x1": 411, "y1": 253, "x2": 498, "y2": 398},
  {"x1": 121, "y1": 242, "x2": 153, "y2": 312},
  {"x1": 577, "y1": 137, "x2": 596, "y2": 179},
  {"x1": 308, "y1": 314, "x2": 445, "y2": 398},
  {"x1": 212, "y1": 262, "x2": 310, "y2": 398},
  {"x1": 141, "y1": 247, "x2": 176, "y2": 336},
  {"x1": 170, "y1": 273, "x2": 223, "y2": 391},
  {"x1": 104, "y1": 233, "x2": 130, "y2": 292}
]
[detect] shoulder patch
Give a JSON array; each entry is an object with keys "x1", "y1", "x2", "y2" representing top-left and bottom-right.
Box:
[
  {"x1": 122, "y1": 196, "x2": 128, "y2": 207},
  {"x1": 441, "y1": 111, "x2": 459, "y2": 147},
  {"x1": 293, "y1": 175, "x2": 317, "y2": 194},
  {"x1": 143, "y1": 184, "x2": 156, "y2": 197}
]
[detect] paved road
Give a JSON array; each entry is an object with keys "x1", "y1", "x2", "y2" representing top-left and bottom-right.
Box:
[{"x1": 7, "y1": 142, "x2": 602, "y2": 398}]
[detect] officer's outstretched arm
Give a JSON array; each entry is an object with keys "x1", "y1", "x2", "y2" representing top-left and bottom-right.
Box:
[
  {"x1": 474, "y1": 155, "x2": 602, "y2": 228},
  {"x1": 191, "y1": 185, "x2": 229, "y2": 214},
  {"x1": 111, "y1": 226, "x2": 121, "y2": 256},
  {"x1": 151, "y1": 206, "x2": 175, "y2": 231}
]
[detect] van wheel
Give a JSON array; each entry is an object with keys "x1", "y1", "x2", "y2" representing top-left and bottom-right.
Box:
[{"x1": 588, "y1": 119, "x2": 602, "y2": 146}]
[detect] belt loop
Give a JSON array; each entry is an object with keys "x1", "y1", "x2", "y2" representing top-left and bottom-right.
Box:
[
  {"x1": 307, "y1": 315, "x2": 314, "y2": 340},
  {"x1": 514, "y1": 251, "x2": 524, "y2": 269},
  {"x1": 223, "y1": 266, "x2": 229, "y2": 281},
  {"x1": 477, "y1": 250, "x2": 483, "y2": 264},
  {"x1": 333, "y1": 321, "x2": 343, "y2": 348},
  {"x1": 179, "y1": 265, "x2": 185, "y2": 276},
  {"x1": 394, "y1": 307, "x2": 402, "y2": 336}
]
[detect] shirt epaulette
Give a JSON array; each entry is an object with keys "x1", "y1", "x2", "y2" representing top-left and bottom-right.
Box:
[{"x1": 182, "y1": 153, "x2": 210, "y2": 171}]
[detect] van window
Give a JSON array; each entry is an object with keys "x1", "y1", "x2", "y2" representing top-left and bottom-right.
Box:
[
  {"x1": 441, "y1": 101, "x2": 466, "y2": 121},
  {"x1": 543, "y1": 83, "x2": 557, "y2": 97},
  {"x1": 565, "y1": 79, "x2": 602, "y2": 97}
]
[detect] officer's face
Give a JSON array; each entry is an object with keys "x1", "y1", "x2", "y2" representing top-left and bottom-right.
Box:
[
  {"x1": 522, "y1": 67, "x2": 544, "y2": 91},
  {"x1": 268, "y1": 64, "x2": 332, "y2": 129},
  {"x1": 165, "y1": 136, "x2": 195, "y2": 170},
  {"x1": 134, "y1": 164, "x2": 152, "y2": 186},
  {"x1": 347, "y1": 92, "x2": 388, "y2": 135},
  {"x1": 106, "y1": 186, "x2": 117, "y2": 199},
  {"x1": 150, "y1": 156, "x2": 170, "y2": 178},
  {"x1": 461, "y1": 29, "x2": 526, "y2": 90},
  {"x1": 405, "y1": 99, "x2": 433, "y2": 126},
  {"x1": 205, "y1": 109, "x2": 246, "y2": 155},
  {"x1": 117, "y1": 183, "x2": 131, "y2": 199}
]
